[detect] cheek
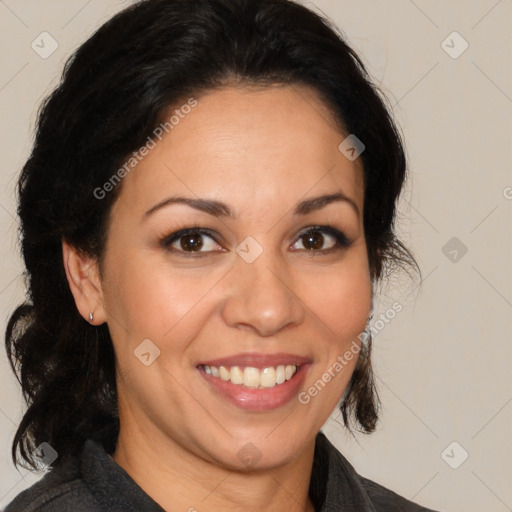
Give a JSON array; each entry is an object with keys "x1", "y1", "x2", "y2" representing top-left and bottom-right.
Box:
[
  {"x1": 299, "y1": 260, "x2": 372, "y2": 342},
  {"x1": 102, "y1": 261, "x2": 172, "y2": 336},
  {"x1": 102, "y1": 252, "x2": 223, "y2": 352}
]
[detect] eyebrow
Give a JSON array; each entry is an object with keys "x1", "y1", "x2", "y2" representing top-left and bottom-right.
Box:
[{"x1": 143, "y1": 191, "x2": 359, "y2": 219}]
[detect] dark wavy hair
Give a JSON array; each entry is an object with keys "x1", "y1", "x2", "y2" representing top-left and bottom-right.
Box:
[{"x1": 5, "y1": 0, "x2": 417, "y2": 471}]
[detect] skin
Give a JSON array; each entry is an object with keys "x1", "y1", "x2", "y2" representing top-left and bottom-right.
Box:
[{"x1": 63, "y1": 84, "x2": 372, "y2": 512}]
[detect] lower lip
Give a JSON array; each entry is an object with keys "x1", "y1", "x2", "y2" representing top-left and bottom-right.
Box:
[{"x1": 198, "y1": 364, "x2": 311, "y2": 411}]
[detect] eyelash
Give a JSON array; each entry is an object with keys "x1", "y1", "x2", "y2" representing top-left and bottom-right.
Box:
[{"x1": 160, "y1": 225, "x2": 353, "y2": 256}]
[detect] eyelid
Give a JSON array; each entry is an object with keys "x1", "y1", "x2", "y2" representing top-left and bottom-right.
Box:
[
  {"x1": 297, "y1": 224, "x2": 344, "y2": 238},
  {"x1": 160, "y1": 227, "x2": 224, "y2": 250}
]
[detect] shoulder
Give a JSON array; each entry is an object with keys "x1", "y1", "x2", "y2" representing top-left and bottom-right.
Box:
[
  {"x1": 4, "y1": 439, "x2": 164, "y2": 512},
  {"x1": 4, "y1": 456, "x2": 100, "y2": 512},
  {"x1": 360, "y1": 476, "x2": 439, "y2": 512},
  {"x1": 314, "y1": 432, "x2": 441, "y2": 512}
]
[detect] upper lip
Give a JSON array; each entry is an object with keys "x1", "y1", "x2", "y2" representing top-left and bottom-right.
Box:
[{"x1": 197, "y1": 352, "x2": 312, "y2": 369}]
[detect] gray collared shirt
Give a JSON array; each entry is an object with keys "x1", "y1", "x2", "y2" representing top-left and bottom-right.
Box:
[{"x1": 5, "y1": 432, "x2": 440, "y2": 511}]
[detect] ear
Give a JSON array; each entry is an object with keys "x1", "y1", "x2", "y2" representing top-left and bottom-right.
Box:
[{"x1": 62, "y1": 240, "x2": 107, "y2": 325}]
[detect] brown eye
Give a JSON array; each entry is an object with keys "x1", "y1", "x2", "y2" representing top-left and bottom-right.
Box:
[
  {"x1": 160, "y1": 228, "x2": 223, "y2": 257},
  {"x1": 180, "y1": 233, "x2": 203, "y2": 251},
  {"x1": 162, "y1": 228, "x2": 222, "y2": 254},
  {"x1": 302, "y1": 231, "x2": 325, "y2": 250},
  {"x1": 291, "y1": 226, "x2": 351, "y2": 252}
]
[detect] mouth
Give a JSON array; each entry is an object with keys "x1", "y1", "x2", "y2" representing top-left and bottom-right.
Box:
[
  {"x1": 196, "y1": 353, "x2": 311, "y2": 411},
  {"x1": 199, "y1": 364, "x2": 300, "y2": 389}
]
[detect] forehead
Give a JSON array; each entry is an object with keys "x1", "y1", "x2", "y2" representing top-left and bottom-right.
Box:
[{"x1": 114, "y1": 85, "x2": 364, "y2": 217}]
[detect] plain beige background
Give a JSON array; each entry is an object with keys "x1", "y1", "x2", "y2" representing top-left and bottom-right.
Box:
[{"x1": 1, "y1": 1, "x2": 511, "y2": 511}]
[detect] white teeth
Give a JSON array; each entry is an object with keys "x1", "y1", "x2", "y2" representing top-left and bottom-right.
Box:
[
  {"x1": 243, "y1": 367, "x2": 260, "y2": 388},
  {"x1": 219, "y1": 366, "x2": 230, "y2": 381},
  {"x1": 260, "y1": 367, "x2": 276, "y2": 388},
  {"x1": 203, "y1": 364, "x2": 299, "y2": 389},
  {"x1": 230, "y1": 366, "x2": 243, "y2": 385},
  {"x1": 276, "y1": 365, "x2": 285, "y2": 384}
]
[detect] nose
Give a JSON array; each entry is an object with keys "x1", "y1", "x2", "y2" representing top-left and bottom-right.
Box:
[{"x1": 220, "y1": 252, "x2": 305, "y2": 337}]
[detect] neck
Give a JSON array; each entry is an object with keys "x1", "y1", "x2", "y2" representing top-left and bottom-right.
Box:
[{"x1": 112, "y1": 421, "x2": 317, "y2": 512}]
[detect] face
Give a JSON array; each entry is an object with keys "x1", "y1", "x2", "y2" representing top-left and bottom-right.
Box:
[{"x1": 96, "y1": 85, "x2": 372, "y2": 470}]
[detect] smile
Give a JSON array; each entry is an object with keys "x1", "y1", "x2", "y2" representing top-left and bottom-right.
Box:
[
  {"x1": 197, "y1": 353, "x2": 311, "y2": 410},
  {"x1": 201, "y1": 364, "x2": 299, "y2": 389}
]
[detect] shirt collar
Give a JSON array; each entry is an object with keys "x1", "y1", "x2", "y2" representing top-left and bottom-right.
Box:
[
  {"x1": 310, "y1": 432, "x2": 377, "y2": 512},
  {"x1": 81, "y1": 439, "x2": 165, "y2": 511}
]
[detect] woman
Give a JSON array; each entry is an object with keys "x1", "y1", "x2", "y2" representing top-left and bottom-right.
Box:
[{"x1": 4, "y1": 0, "x2": 439, "y2": 510}]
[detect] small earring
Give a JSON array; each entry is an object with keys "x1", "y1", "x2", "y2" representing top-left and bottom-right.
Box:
[{"x1": 89, "y1": 312, "x2": 94, "y2": 323}]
